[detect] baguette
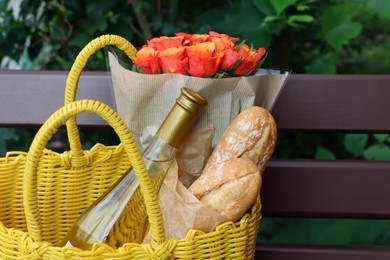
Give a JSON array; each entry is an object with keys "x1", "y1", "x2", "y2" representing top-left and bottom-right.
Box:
[
  {"x1": 203, "y1": 106, "x2": 277, "y2": 174},
  {"x1": 189, "y1": 106, "x2": 277, "y2": 220},
  {"x1": 192, "y1": 158, "x2": 261, "y2": 222}
]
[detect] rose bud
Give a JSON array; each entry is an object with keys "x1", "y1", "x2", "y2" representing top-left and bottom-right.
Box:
[
  {"x1": 185, "y1": 42, "x2": 223, "y2": 78},
  {"x1": 158, "y1": 47, "x2": 188, "y2": 75},
  {"x1": 234, "y1": 44, "x2": 266, "y2": 76},
  {"x1": 132, "y1": 47, "x2": 160, "y2": 74},
  {"x1": 147, "y1": 36, "x2": 183, "y2": 51},
  {"x1": 219, "y1": 48, "x2": 241, "y2": 71}
]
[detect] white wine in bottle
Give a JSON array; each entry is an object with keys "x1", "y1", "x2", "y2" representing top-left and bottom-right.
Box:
[{"x1": 61, "y1": 88, "x2": 207, "y2": 249}]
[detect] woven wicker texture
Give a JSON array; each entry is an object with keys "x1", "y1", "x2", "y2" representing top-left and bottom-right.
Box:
[{"x1": 0, "y1": 34, "x2": 262, "y2": 259}]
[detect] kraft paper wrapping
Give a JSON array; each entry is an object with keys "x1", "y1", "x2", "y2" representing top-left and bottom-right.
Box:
[
  {"x1": 143, "y1": 159, "x2": 231, "y2": 242},
  {"x1": 176, "y1": 126, "x2": 214, "y2": 188},
  {"x1": 107, "y1": 51, "x2": 289, "y2": 150}
]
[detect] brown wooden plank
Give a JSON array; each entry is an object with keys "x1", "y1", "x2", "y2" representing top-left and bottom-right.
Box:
[
  {"x1": 0, "y1": 70, "x2": 114, "y2": 126},
  {"x1": 272, "y1": 74, "x2": 390, "y2": 132},
  {"x1": 1, "y1": 71, "x2": 390, "y2": 131},
  {"x1": 261, "y1": 160, "x2": 390, "y2": 218},
  {"x1": 255, "y1": 245, "x2": 390, "y2": 260}
]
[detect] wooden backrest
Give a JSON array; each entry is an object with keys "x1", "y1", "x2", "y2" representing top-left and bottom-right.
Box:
[
  {"x1": 259, "y1": 74, "x2": 390, "y2": 259},
  {"x1": 0, "y1": 70, "x2": 113, "y2": 127},
  {"x1": 1, "y1": 70, "x2": 390, "y2": 259},
  {"x1": 263, "y1": 74, "x2": 390, "y2": 219}
]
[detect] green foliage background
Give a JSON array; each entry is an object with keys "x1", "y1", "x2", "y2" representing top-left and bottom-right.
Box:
[{"x1": 1, "y1": 0, "x2": 390, "y2": 247}]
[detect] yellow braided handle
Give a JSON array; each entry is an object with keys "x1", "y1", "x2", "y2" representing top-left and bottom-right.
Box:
[
  {"x1": 64, "y1": 35, "x2": 138, "y2": 160},
  {"x1": 23, "y1": 99, "x2": 166, "y2": 245}
]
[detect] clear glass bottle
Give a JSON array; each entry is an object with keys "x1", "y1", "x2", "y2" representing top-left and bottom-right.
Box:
[{"x1": 61, "y1": 88, "x2": 207, "y2": 249}]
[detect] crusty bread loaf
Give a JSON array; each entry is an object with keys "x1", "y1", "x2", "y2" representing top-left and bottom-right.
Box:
[
  {"x1": 189, "y1": 106, "x2": 277, "y2": 221},
  {"x1": 192, "y1": 158, "x2": 261, "y2": 222},
  {"x1": 200, "y1": 106, "x2": 277, "y2": 174}
]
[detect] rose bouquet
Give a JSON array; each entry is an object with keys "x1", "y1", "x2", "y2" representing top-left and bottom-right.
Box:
[
  {"x1": 107, "y1": 31, "x2": 289, "y2": 151},
  {"x1": 132, "y1": 31, "x2": 267, "y2": 78}
]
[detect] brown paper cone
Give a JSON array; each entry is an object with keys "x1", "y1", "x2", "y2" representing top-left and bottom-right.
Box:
[{"x1": 107, "y1": 51, "x2": 289, "y2": 150}]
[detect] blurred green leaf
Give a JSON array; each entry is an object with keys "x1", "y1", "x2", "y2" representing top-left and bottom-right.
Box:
[
  {"x1": 344, "y1": 134, "x2": 369, "y2": 157},
  {"x1": 373, "y1": 134, "x2": 390, "y2": 143},
  {"x1": 287, "y1": 14, "x2": 315, "y2": 27},
  {"x1": 363, "y1": 144, "x2": 390, "y2": 160},
  {"x1": 304, "y1": 57, "x2": 337, "y2": 74},
  {"x1": 0, "y1": 128, "x2": 15, "y2": 140},
  {"x1": 365, "y1": 0, "x2": 390, "y2": 19},
  {"x1": 262, "y1": 15, "x2": 287, "y2": 35},
  {"x1": 252, "y1": 0, "x2": 276, "y2": 16},
  {"x1": 317, "y1": 221, "x2": 350, "y2": 244},
  {"x1": 0, "y1": 138, "x2": 6, "y2": 155},
  {"x1": 296, "y1": 0, "x2": 317, "y2": 11},
  {"x1": 350, "y1": 219, "x2": 390, "y2": 245},
  {"x1": 315, "y1": 146, "x2": 335, "y2": 160},
  {"x1": 325, "y1": 22, "x2": 362, "y2": 48},
  {"x1": 320, "y1": 5, "x2": 354, "y2": 35},
  {"x1": 195, "y1": 0, "x2": 273, "y2": 48},
  {"x1": 270, "y1": 0, "x2": 297, "y2": 15}
]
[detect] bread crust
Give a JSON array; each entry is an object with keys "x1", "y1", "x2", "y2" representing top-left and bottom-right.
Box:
[
  {"x1": 194, "y1": 158, "x2": 261, "y2": 222},
  {"x1": 189, "y1": 106, "x2": 277, "y2": 221},
  {"x1": 200, "y1": 106, "x2": 276, "y2": 174}
]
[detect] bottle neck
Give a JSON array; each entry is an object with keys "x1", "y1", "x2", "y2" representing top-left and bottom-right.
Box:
[
  {"x1": 156, "y1": 88, "x2": 207, "y2": 149},
  {"x1": 156, "y1": 103, "x2": 197, "y2": 149},
  {"x1": 143, "y1": 135, "x2": 177, "y2": 162}
]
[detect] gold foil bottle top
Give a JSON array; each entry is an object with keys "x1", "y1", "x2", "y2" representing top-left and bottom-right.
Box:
[{"x1": 157, "y1": 88, "x2": 207, "y2": 148}]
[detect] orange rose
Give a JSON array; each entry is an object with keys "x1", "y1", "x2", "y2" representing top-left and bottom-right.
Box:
[
  {"x1": 132, "y1": 47, "x2": 160, "y2": 74},
  {"x1": 233, "y1": 44, "x2": 266, "y2": 76},
  {"x1": 207, "y1": 31, "x2": 240, "y2": 71},
  {"x1": 219, "y1": 48, "x2": 241, "y2": 71},
  {"x1": 185, "y1": 42, "x2": 222, "y2": 77},
  {"x1": 147, "y1": 36, "x2": 183, "y2": 51},
  {"x1": 176, "y1": 32, "x2": 208, "y2": 46},
  {"x1": 158, "y1": 47, "x2": 188, "y2": 75},
  {"x1": 208, "y1": 31, "x2": 240, "y2": 47}
]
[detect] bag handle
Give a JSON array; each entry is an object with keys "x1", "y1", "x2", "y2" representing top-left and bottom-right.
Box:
[
  {"x1": 23, "y1": 99, "x2": 166, "y2": 245},
  {"x1": 64, "y1": 35, "x2": 137, "y2": 162}
]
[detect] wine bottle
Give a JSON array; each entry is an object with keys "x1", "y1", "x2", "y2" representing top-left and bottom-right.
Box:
[{"x1": 61, "y1": 88, "x2": 207, "y2": 249}]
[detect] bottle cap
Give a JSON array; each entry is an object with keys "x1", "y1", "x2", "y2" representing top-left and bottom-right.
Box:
[{"x1": 157, "y1": 88, "x2": 207, "y2": 148}]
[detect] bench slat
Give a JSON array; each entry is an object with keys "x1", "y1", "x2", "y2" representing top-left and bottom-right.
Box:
[
  {"x1": 0, "y1": 70, "x2": 114, "y2": 127},
  {"x1": 2, "y1": 71, "x2": 390, "y2": 132},
  {"x1": 255, "y1": 245, "x2": 390, "y2": 260},
  {"x1": 272, "y1": 74, "x2": 390, "y2": 132},
  {"x1": 262, "y1": 160, "x2": 390, "y2": 218}
]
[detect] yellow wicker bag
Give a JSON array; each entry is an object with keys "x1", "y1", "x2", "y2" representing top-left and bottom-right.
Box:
[{"x1": 0, "y1": 35, "x2": 262, "y2": 259}]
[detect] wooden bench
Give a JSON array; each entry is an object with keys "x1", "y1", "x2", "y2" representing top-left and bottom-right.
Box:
[{"x1": 1, "y1": 70, "x2": 390, "y2": 259}]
